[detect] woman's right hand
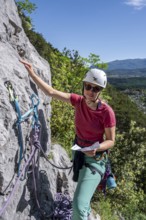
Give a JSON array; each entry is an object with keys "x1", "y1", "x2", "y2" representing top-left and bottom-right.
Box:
[
  {"x1": 20, "y1": 59, "x2": 34, "y2": 74},
  {"x1": 19, "y1": 59, "x2": 71, "y2": 102},
  {"x1": 84, "y1": 149, "x2": 97, "y2": 157}
]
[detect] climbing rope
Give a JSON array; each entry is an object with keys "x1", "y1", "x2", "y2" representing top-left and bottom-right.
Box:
[
  {"x1": 40, "y1": 147, "x2": 73, "y2": 171},
  {"x1": 52, "y1": 193, "x2": 72, "y2": 220},
  {"x1": 0, "y1": 144, "x2": 37, "y2": 216},
  {"x1": 1, "y1": 81, "x2": 73, "y2": 218},
  {"x1": 30, "y1": 123, "x2": 54, "y2": 218},
  {"x1": 4, "y1": 81, "x2": 40, "y2": 176},
  {"x1": 0, "y1": 82, "x2": 42, "y2": 217}
]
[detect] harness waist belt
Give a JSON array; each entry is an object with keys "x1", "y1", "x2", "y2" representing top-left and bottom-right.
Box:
[{"x1": 76, "y1": 135, "x2": 98, "y2": 144}]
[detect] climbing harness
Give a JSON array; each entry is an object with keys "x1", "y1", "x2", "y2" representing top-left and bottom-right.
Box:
[
  {"x1": 86, "y1": 156, "x2": 117, "y2": 195},
  {"x1": 72, "y1": 136, "x2": 117, "y2": 194},
  {"x1": 72, "y1": 151, "x2": 104, "y2": 182},
  {"x1": 72, "y1": 137, "x2": 105, "y2": 182},
  {"x1": 85, "y1": 163, "x2": 104, "y2": 178}
]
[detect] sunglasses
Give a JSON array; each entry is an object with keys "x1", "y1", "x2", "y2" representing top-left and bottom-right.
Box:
[{"x1": 84, "y1": 84, "x2": 102, "y2": 93}]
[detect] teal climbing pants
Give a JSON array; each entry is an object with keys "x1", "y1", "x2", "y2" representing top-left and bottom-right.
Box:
[{"x1": 72, "y1": 155, "x2": 106, "y2": 220}]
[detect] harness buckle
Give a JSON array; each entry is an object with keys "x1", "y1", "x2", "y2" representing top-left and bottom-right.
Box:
[{"x1": 94, "y1": 152, "x2": 107, "y2": 161}]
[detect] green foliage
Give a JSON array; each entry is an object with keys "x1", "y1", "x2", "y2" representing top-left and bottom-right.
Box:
[
  {"x1": 16, "y1": 0, "x2": 36, "y2": 14},
  {"x1": 26, "y1": 30, "x2": 54, "y2": 59},
  {"x1": 49, "y1": 49, "x2": 86, "y2": 155},
  {"x1": 51, "y1": 100, "x2": 75, "y2": 156},
  {"x1": 133, "y1": 214, "x2": 146, "y2": 220},
  {"x1": 91, "y1": 198, "x2": 119, "y2": 220},
  {"x1": 21, "y1": 14, "x2": 32, "y2": 30},
  {"x1": 94, "y1": 121, "x2": 146, "y2": 218},
  {"x1": 105, "y1": 84, "x2": 146, "y2": 131},
  {"x1": 16, "y1": 0, "x2": 37, "y2": 30},
  {"x1": 108, "y1": 77, "x2": 146, "y2": 90},
  {"x1": 79, "y1": 53, "x2": 108, "y2": 69}
]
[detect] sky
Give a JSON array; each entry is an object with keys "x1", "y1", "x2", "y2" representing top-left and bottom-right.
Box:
[{"x1": 28, "y1": 0, "x2": 146, "y2": 62}]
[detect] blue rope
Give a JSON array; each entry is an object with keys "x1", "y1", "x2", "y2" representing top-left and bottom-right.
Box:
[
  {"x1": 5, "y1": 81, "x2": 40, "y2": 176},
  {"x1": 16, "y1": 95, "x2": 39, "y2": 176}
]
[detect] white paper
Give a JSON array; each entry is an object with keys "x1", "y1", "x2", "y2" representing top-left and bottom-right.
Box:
[{"x1": 71, "y1": 141, "x2": 99, "y2": 152}]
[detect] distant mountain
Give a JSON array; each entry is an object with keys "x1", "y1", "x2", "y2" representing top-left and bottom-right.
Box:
[
  {"x1": 106, "y1": 58, "x2": 146, "y2": 79},
  {"x1": 107, "y1": 58, "x2": 146, "y2": 70}
]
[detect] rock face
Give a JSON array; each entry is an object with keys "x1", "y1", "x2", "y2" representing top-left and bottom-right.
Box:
[{"x1": 0, "y1": 0, "x2": 75, "y2": 219}]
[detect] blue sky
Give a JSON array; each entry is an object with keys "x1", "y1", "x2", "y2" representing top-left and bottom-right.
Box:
[{"x1": 28, "y1": 0, "x2": 146, "y2": 62}]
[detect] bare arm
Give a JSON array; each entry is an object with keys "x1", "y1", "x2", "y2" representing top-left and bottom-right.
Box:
[
  {"x1": 96, "y1": 126, "x2": 115, "y2": 152},
  {"x1": 20, "y1": 60, "x2": 71, "y2": 103},
  {"x1": 84, "y1": 126, "x2": 116, "y2": 157}
]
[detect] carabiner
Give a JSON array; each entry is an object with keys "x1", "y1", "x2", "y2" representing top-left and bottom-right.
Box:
[{"x1": 30, "y1": 93, "x2": 40, "y2": 108}]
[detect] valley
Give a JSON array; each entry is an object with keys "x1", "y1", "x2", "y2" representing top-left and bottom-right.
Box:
[
  {"x1": 123, "y1": 89, "x2": 146, "y2": 114},
  {"x1": 106, "y1": 59, "x2": 146, "y2": 114}
]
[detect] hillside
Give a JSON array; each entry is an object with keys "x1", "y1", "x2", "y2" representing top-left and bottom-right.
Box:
[
  {"x1": 107, "y1": 77, "x2": 146, "y2": 90},
  {"x1": 107, "y1": 68, "x2": 146, "y2": 78},
  {"x1": 108, "y1": 58, "x2": 146, "y2": 70},
  {"x1": 106, "y1": 59, "x2": 146, "y2": 116},
  {"x1": 107, "y1": 59, "x2": 146, "y2": 80}
]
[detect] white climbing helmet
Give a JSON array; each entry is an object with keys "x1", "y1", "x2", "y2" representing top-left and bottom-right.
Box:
[{"x1": 83, "y1": 68, "x2": 107, "y2": 88}]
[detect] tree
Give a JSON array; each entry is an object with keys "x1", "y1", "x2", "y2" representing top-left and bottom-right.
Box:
[
  {"x1": 80, "y1": 53, "x2": 108, "y2": 69},
  {"x1": 15, "y1": 0, "x2": 37, "y2": 30},
  {"x1": 15, "y1": 0, "x2": 36, "y2": 14}
]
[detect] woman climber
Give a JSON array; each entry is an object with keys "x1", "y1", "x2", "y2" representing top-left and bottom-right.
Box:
[{"x1": 20, "y1": 59, "x2": 116, "y2": 220}]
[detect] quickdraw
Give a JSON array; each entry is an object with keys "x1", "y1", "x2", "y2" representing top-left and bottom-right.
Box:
[
  {"x1": 0, "y1": 81, "x2": 42, "y2": 217},
  {"x1": 4, "y1": 81, "x2": 39, "y2": 176}
]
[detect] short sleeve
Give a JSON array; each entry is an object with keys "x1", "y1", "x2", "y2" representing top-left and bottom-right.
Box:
[
  {"x1": 103, "y1": 105, "x2": 116, "y2": 128},
  {"x1": 70, "y1": 93, "x2": 82, "y2": 107}
]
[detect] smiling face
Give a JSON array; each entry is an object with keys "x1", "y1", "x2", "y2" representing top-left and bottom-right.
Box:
[{"x1": 83, "y1": 82, "x2": 102, "y2": 102}]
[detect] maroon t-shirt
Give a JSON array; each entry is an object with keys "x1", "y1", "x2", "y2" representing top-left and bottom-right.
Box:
[{"x1": 70, "y1": 93, "x2": 116, "y2": 146}]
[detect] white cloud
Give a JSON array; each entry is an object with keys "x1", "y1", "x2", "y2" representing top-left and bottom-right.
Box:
[{"x1": 124, "y1": 0, "x2": 146, "y2": 9}]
